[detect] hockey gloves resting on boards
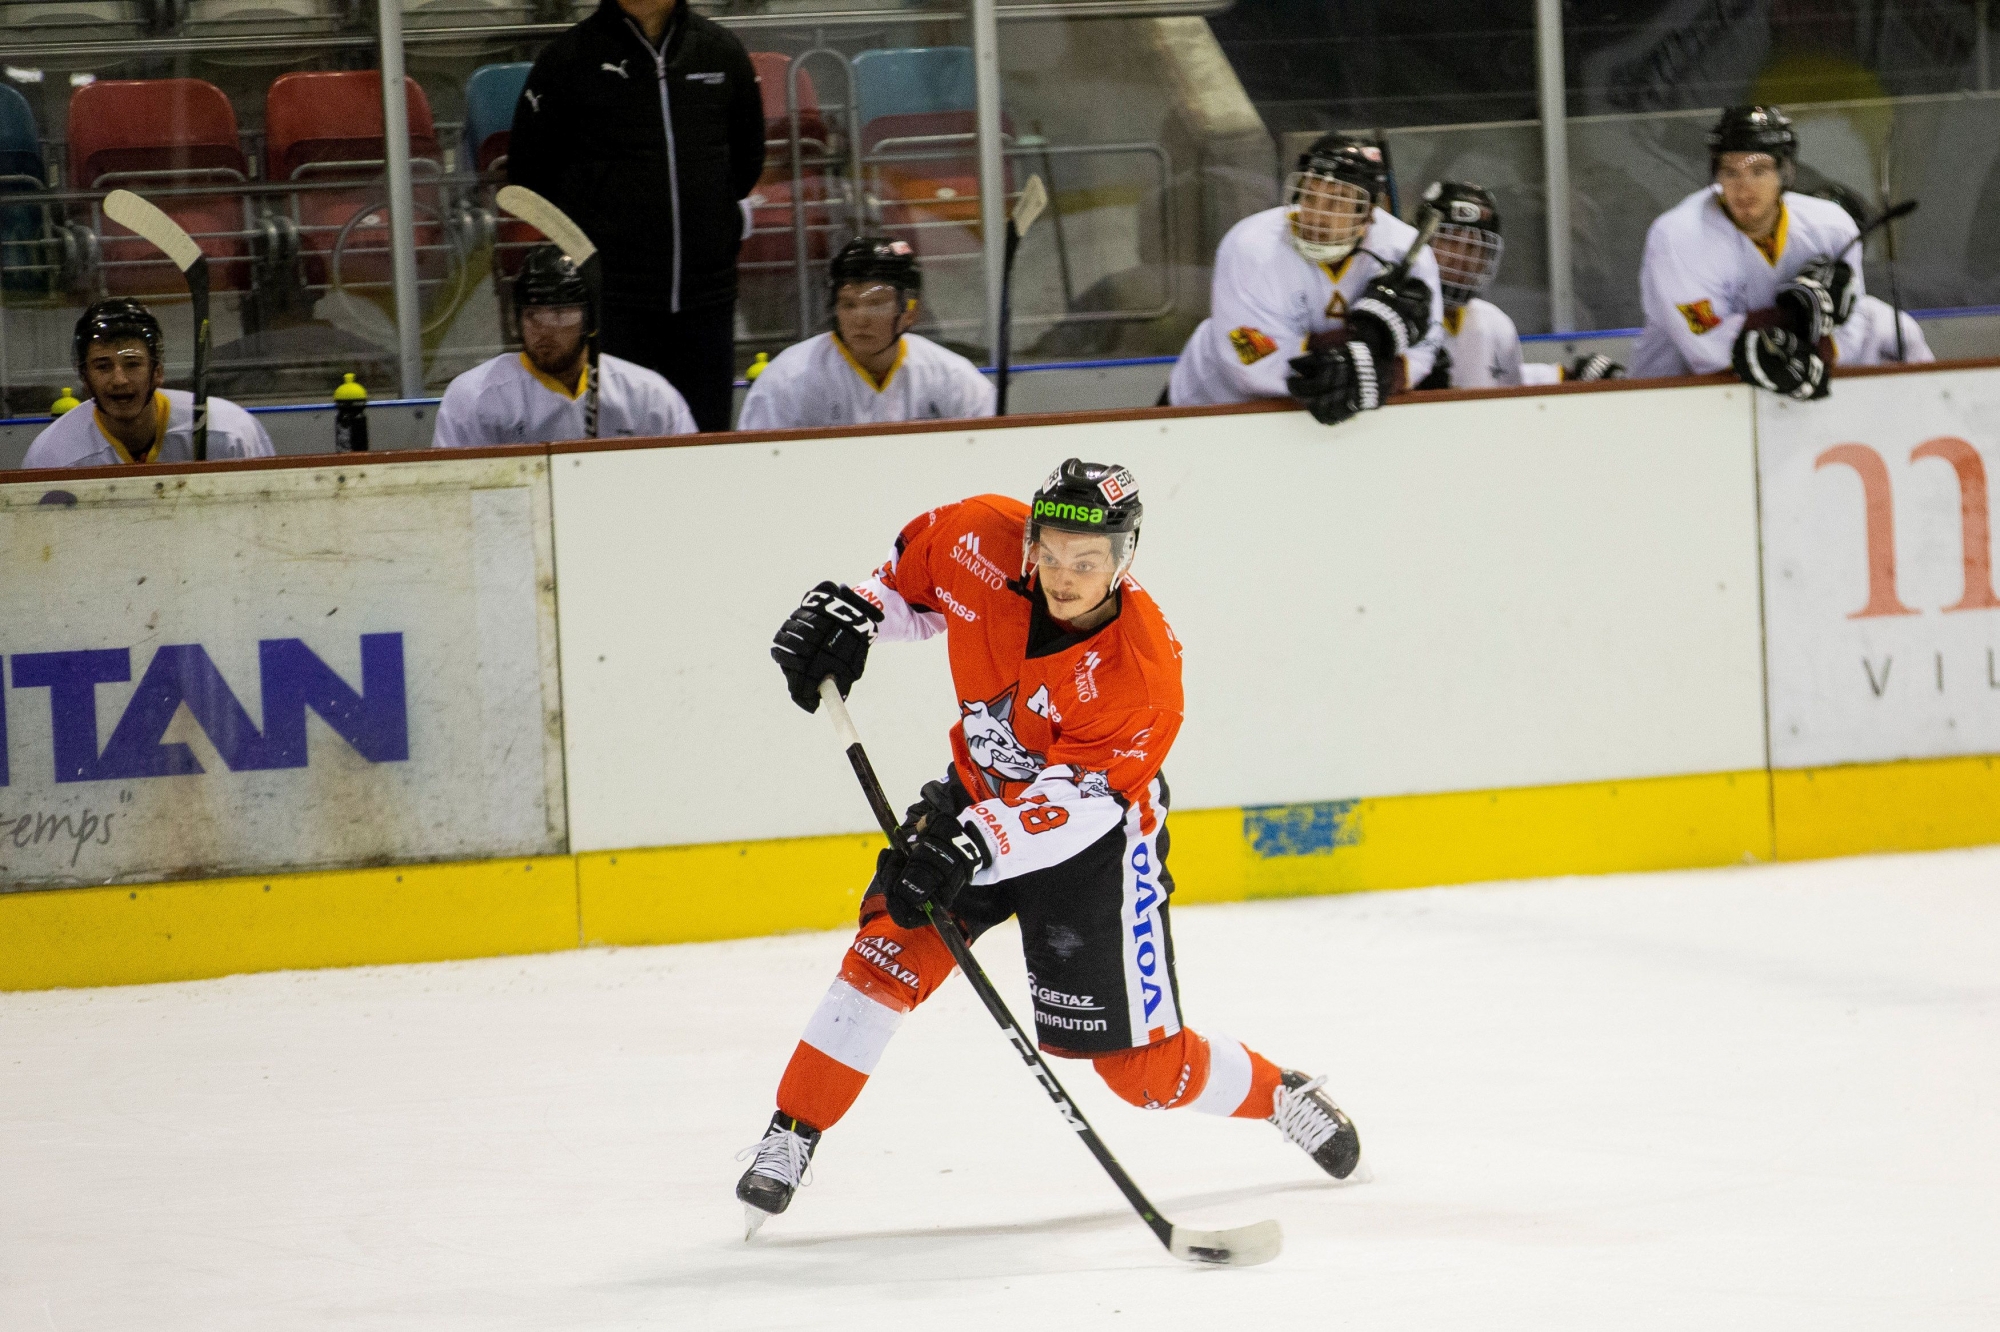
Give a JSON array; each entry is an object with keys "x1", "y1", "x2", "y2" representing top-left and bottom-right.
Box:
[
  {"x1": 1733, "y1": 325, "x2": 1829, "y2": 401},
  {"x1": 772, "y1": 581, "x2": 883, "y2": 712},
  {"x1": 1566, "y1": 353, "x2": 1624, "y2": 382},
  {"x1": 1733, "y1": 257, "x2": 1850, "y2": 401},
  {"x1": 1287, "y1": 269, "x2": 1432, "y2": 425}
]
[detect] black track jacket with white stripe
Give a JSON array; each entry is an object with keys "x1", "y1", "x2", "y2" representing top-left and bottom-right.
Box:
[{"x1": 509, "y1": 0, "x2": 764, "y2": 313}]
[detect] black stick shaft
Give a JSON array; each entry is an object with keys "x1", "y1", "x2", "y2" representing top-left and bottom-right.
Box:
[
  {"x1": 996, "y1": 225, "x2": 1020, "y2": 416},
  {"x1": 823, "y1": 684, "x2": 1175, "y2": 1252},
  {"x1": 188, "y1": 257, "x2": 211, "y2": 462}
]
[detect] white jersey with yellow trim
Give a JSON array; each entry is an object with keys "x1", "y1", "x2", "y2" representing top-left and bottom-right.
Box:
[
  {"x1": 1632, "y1": 187, "x2": 1863, "y2": 378},
  {"x1": 735, "y1": 331, "x2": 995, "y2": 431},
  {"x1": 1168, "y1": 204, "x2": 1443, "y2": 407},
  {"x1": 431, "y1": 351, "x2": 695, "y2": 448},
  {"x1": 1833, "y1": 294, "x2": 1933, "y2": 366},
  {"x1": 19, "y1": 388, "x2": 271, "y2": 469}
]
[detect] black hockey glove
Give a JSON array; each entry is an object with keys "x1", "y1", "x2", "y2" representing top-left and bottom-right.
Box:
[
  {"x1": 1775, "y1": 259, "x2": 1856, "y2": 345},
  {"x1": 771, "y1": 580, "x2": 884, "y2": 713},
  {"x1": 1732, "y1": 326, "x2": 1829, "y2": 401},
  {"x1": 1565, "y1": 354, "x2": 1625, "y2": 382},
  {"x1": 887, "y1": 817, "x2": 990, "y2": 930},
  {"x1": 1412, "y1": 348, "x2": 1453, "y2": 392},
  {"x1": 1286, "y1": 344, "x2": 1377, "y2": 425},
  {"x1": 1346, "y1": 270, "x2": 1432, "y2": 368}
]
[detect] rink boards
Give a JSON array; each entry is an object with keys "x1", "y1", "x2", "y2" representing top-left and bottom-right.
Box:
[{"x1": 7, "y1": 362, "x2": 2000, "y2": 988}]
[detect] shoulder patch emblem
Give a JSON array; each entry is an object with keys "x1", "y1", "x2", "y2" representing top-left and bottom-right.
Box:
[
  {"x1": 1677, "y1": 299, "x2": 1723, "y2": 335},
  {"x1": 1229, "y1": 326, "x2": 1278, "y2": 365}
]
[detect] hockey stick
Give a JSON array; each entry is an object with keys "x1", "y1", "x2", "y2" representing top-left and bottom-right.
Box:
[
  {"x1": 994, "y1": 174, "x2": 1048, "y2": 417},
  {"x1": 102, "y1": 190, "x2": 209, "y2": 461},
  {"x1": 816, "y1": 677, "x2": 1283, "y2": 1268},
  {"x1": 496, "y1": 185, "x2": 601, "y2": 438}
]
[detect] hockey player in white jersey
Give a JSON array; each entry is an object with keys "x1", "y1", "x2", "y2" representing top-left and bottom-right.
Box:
[
  {"x1": 21, "y1": 299, "x2": 272, "y2": 469},
  {"x1": 1409, "y1": 181, "x2": 1622, "y2": 390},
  {"x1": 433, "y1": 244, "x2": 695, "y2": 448},
  {"x1": 736, "y1": 237, "x2": 994, "y2": 431},
  {"x1": 1632, "y1": 105, "x2": 1862, "y2": 399},
  {"x1": 1811, "y1": 185, "x2": 1934, "y2": 366},
  {"x1": 1167, "y1": 133, "x2": 1441, "y2": 424}
]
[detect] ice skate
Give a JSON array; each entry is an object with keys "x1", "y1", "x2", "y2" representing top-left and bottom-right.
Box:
[
  {"x1": 734, "y1": 1112, "x2": 820, "y2": 1238},
  {"x1": 1269, "y1": 1070, "x2": 1361, "y2": 1179}
]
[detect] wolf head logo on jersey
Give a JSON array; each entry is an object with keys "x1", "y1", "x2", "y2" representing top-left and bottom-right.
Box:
[{"x1": 961, "y1": 686, "x2": 1045, "y2": 794}]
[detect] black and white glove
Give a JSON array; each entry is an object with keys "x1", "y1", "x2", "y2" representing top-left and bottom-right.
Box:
[
  {"x1": 1732, "y1": 326, "x2": 1829, "y2": 401},
  {"x1": 1565, "y1": 354, "x2": 1624, "y2": 382},
  {"x1": 887, "y1": 816, "x2": 990, "y2": 930},
  {"x1": 1775, "y1": 258, "x2": 1857, "y2": 345},
  {"x1": 770, "y1": 580, "x2": 883, "y2": 713},
  {"x1": 1286, "y1": 343, "x2": 1377, "y2": 425},
  {"x1": 1347, "y1": 269, "x2": 1432, "y2": 367}
]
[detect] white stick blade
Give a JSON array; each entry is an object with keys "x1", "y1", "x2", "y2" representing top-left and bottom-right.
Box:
[
  {"x1": 1168, "y1": 1219, "x2": 1282, "y2": 1268},
  {"x1": 1011, "y1": 174, "x2": 1048, "y2": 238},
  {"x1": 102, "y1": 190, "x2": 203, "y2": 272},
  {"x1": 495, "y1": 185, "x2": 597, "y2": 266}
]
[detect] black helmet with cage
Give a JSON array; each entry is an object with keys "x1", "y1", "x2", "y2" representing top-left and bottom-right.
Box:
[
  {"x1": 828, "y1": 236, "x2": 922, "y2": 306},
  {"x1": 1422, "y1": 180, "x2": 1504, "y2": 309},
  {"x1": 1286, "y1": 132, "x2": 1388, "y2": 265},
  {"x1": 513, "y1": 243, "x2": 594, "y2": 332},
  {"x1": 1023, "y1": 458, "x2": 1143, "y2": 580},
  {"x1": 72, "y1": 298, "x2": 163, "y2": 376},
  {"x1": 1708, "y1": 105, "x2": 1797, "y2": 174}
]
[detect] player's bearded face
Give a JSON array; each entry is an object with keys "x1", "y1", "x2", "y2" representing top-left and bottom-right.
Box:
[
  {"x1": 1715, "y1": 152, "x2": 1786, "y2": 237},
  {"x1": 834, "y1": 282, "x2": 912, "y2": 358},
  {"x1": 82, "y1": 339, "x2": 163, "y2": 425},
  {"x1": 1032, "y1": 529, "x2": 1118, "y2": 623},
  {"x1": 1287, "y1": 173, "x2": 1371, "y2": 263},
  {"x1": 520, "y1": 304, "x2": 587, "y2": 379}
]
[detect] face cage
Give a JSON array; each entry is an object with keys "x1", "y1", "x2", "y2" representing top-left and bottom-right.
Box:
[
  {"x1": 1021, "y1": 520, "x2": 1138, "y2": 585},
  {"x1": 1285, "y1": 171, "x2": 1373, "y2": 264},
  {"x1": 1432, "y1": 223, "x2": 1504, "y2": 307}
]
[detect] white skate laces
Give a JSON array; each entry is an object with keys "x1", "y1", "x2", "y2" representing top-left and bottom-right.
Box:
[
  {"x1": 736, "y1": 1123, "x2": 814, "y2": 1192},
  {"x1": 1269, "y1": 1074, "x2": 1341, "y2": 1156}
]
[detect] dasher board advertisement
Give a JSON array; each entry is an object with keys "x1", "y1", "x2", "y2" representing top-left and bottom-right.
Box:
[
  {"x1": 0, "y1": 457, "x2": 565, "y2": 889},
  {"x1": 1759, "y1": 367, "x2": 2000, "y2": 769}
]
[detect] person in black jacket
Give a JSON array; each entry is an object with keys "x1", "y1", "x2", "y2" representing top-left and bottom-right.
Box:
[{"x1": 509, "y1": 0, "x2": 764, "y2": 432}]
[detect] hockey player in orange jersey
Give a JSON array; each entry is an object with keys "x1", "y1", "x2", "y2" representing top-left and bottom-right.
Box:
[{"x1": 736, "y1": 458, "x2": 1362, "y2": 1232}]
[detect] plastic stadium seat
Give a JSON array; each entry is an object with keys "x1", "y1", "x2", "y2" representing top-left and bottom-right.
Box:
[
  {"x1": 264, "y1": 71, "x2": 444, "y2": 292},
  {"x1": 743, "y1": 53, "x2": 835, "y2": 269},
  {"x1": 463, "y1": 61, "x2": 531, "y2": 175},
  {"x1": 849, "y1": 47, "x2": 1017, "y2": 259},
  {"x1": 850, "y1": 46, "x2": 975, "y2": 126},
  {"x1": 0, "y1": 84, "x2": 51, "y2": 294},
  {"x1": 69, "y1": 78, "x2": 252, "y2": 296}
]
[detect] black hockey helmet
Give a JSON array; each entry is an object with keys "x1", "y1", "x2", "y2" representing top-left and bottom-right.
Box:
[
  {"x1": 1023, "y1": 458, "x2": 1143, "y2": 579},
  {"x1": 1811, "y1": 182, "x2": 1869, "y2": 232},
  {"x1": 73, "y1": 297, "x2": 163, "y2": 376},
  {"x1": 1294, "y1": 132, "x2": 1390, "y2": 200},
  {"x1": 515, "y1": 243, "x2": 592, "y2": 319},
  {"x1": 1422, "y1": 180, "x2": 1504, "y2": 308},
  {"x1": 1708, "y1": 105, "x2": 1797, "y2": 169},
  {"x1": 829, "y1": 235, "x2": 921, "y2": 310}
]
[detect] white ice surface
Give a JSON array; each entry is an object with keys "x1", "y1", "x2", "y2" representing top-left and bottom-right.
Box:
[{"x1": 4, "y1": 848, "x2": 1998, "y2": 1330}]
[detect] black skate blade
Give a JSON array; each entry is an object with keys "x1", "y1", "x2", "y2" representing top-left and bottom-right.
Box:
[{"x1": 1166, "y1": 1218, "x2": 1282, "y2": 1267}]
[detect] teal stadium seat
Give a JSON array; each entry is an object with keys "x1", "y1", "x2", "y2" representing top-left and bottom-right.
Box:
[
  {"x1": 850, "y1": 46, "x2": 975, "y2": 125},
  {"x1": 463, "y1": 61, "x2": 532, "y2": 175},
  {"x1": 0, "y1": 84, "x2": 51, "y2": 295}
]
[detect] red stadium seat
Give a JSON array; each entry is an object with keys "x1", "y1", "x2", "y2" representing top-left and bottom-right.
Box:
[
  {"x1": 264, "y1": 71, "x2": 444, "y2": 292},
  {"x1": 67, "y1": 78, "x2": 251, "y2": 295},
  {"x1": 862, "y1": 109, "x2": 1014, "y2": 260},
  {"x1": 744, "y1": 53, "x2": 837, "y2": 269}
]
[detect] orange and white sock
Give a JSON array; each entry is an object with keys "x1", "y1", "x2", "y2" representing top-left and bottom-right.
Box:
[{"x1": 774, "y1": 978, "x2": 905, "y2": 1132}]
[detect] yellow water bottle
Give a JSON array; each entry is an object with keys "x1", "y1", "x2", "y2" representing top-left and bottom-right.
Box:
[
  {"x1": 50, "y1": 386, "x2": 80, "y2": 416},
  {"x1": 746, "y1": 352, "x2": 770, "y2": 381},
  {"x1": 333, "y1": 373, "x2": 369, "y2": 452}
]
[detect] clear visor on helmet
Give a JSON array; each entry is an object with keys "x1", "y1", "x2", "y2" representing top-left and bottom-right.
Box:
[
  {"x1": 1022, "y1": 520, "x2": 1137, "y2": 585},
  {"x1": 1285, "y1": 171, "x2": 1373, "y2": 264},
  {"x1": 1431, "y1": 223, "x2": 1504, "y2": 306}
]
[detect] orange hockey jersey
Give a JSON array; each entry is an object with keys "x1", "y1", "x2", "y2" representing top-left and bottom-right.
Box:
[{"x1": 851, "y1": 494, "x2": 1185, "y2": 882}]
